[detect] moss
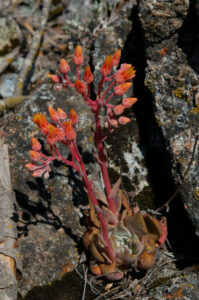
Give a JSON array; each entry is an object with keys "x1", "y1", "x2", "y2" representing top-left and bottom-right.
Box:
[
  {"x1": 0, "y1": 95, "x2": 23, "y2": 112},
  {"x1": 190, "y1": 106, "x2": 199, "y2": 114},
  {"x1": 148, "y1": 276, "x2": 170, "y2": 290},
  {"x1": 193, "y1": 189, "x2": 199, "y2": 201},
  {"x1": 133, "y1": 186, "x2": 155, "y2": 210}
]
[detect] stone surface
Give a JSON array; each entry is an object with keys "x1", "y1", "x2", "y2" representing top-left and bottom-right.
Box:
[
  {"x1": 140, "y1": 0, "x2": 199, "y2": 236},
  {"x1": 136, "y1": 267, "x2": 199, "y2": 300},
  {"x1": 0, "y1": 17, "x2": 20, "y2": 56},
  {"x1": 139, "y1": 0, "x2": 189, "y2": 44},
  {"x1": 0, "y1": 73, "x2": 18, "y2": 98}
]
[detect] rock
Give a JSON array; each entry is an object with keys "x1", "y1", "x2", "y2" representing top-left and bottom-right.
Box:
[
  {"x1": 0, "y1": 83, "x2": 96, "y2": 296},
  {"x1": 0, "y1": 73, "x2": 18, "y2": 98},
  {"x1": 135, "y1": 267, "x2": 199, "y2": 299},
  {"x1": 139, "y1": 0, "x2": 189, "y2": 44},
  {"x1": 0, "y1": 17, "x2": 21, "y2": 56},
  {"x1": 140, "y1": 0, "x2": 199, "y2": 236}
]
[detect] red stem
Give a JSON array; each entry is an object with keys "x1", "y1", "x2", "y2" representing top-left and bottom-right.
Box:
[
  {"x1": 72, "y1": 142, "x2": 115, "y2": 262},
  {"x1": 94, "y1": 112, "x2": 117, "y2": 217}
]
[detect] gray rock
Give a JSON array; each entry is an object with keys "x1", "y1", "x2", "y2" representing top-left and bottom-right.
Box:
[
  {"x1": 139, "y1": 0, "x2": 189, "y2": 44},
  {"x1": 140, "y1": 0, "x2": 199, "y2": 234},
  {"x1": 0, "y1": 17, "x2": 20, "y2": 56},
  {"x1": 135, "y1": 267, "x2": 199, "y2": 300},
  {"x1": 0, "y1": 73, "x2": 18, "y2": 98}
]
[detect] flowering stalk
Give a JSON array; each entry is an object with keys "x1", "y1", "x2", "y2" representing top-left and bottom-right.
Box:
[{"x1": 26, "y1": 46, "x2": 137, "y2": 262}]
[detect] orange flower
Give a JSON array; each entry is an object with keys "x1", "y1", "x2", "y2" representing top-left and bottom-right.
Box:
[
  {"x1": 32, "y1": 169, "x2": 46, "y2": 177},
  {"x1": 48, "y1": 73, "x2": 60, "y2": 83},
  {"x1": 48, "y1": 106, "x2": 59, "y2": 122},
  {"x1": 118, "y1": 116, "x2": 131, "y2": 125},
  {"x1": 69, "y1": 108, "x2": 78, "y2": 125},
  {"x1": 30, "y1": 150, "x2": 41, "y2": 161},
  {"x1": 75, "y1": 79, "x2": 86, "y2": 94},
  {"x1": 73, "y1": 45, "x2": 83, "y2": 65},
  {"x1": 64, "y1": 121, "x2": 76, "y2": 140},
  {"x1": 31, "y1": 138, "x2": 41, "y2": 151},
  {"x1": 122, "y1": 97, "x2": 137, "y2": 108},
  {"x1": 57, "y1": 107, "x2": 67, "y2": 120},
  {"x1": 46, "y1": 124, "x2": 65, "y2": 145},
  {"x1": 83, "y1": 66, "x2": 94, "y2": 83},
  {"x1": 112, "y1": 49, "x2": 121, "y2": 66},
  {"x1": 113, "y1": 105, "x2": 125, "y2": 115},
  {"x1": 25, "y1": 163, "x2": 38, "y2": 170},
  {"x1": 100, "y1": 55, "x2": 113, "y2": 76},
  {"x1": 114, "y1": 65, "x2": 136, "y2": 83},
  {"x1": 59, "y1": 58, "x2": 70, "y2": 74},
  {"x1": 109, "y1": 119, "x2": 118, "y2": 128},
  {"x1": 114, "y1": 82, "x2": 132, "y2": 96},
  {"x1": 33, "y1": 113, "x2": 49, "y2": 135}
]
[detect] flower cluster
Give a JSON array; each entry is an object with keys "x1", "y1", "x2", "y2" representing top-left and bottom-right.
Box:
[
  {"x1": 48, "y1": 46, "x2": 137, "y2": 130},
  {"x1": 26, "y1": 45, "x2": 167, "y2": 280},
  {"x1": 26, "y1": 107, "x2": 80, "y2": 177}
]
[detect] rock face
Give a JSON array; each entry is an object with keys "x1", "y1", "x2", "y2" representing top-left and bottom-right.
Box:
[
  {"x1": 0, "y1": 17, "x2": 20, "y2": 56},
  {"x1": 139, "y1": 0, "x2": 199, "y2": 236},
  {"x1": 0, "y1": 0, "x2": 140, "y2": 297}
]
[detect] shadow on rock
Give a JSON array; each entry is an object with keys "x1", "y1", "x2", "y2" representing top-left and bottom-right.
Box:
[{"x1": 121, "y1": 5, "x2": 199, "y2": 268}]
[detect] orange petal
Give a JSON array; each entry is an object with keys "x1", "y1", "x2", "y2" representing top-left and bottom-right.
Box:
[
  {"x1": 33, "y1": 113, "x2": 49, "y2": 135},
  {"x1": 83, "y1": 65, "x2": 94, "y2": 83},
  {"x1": 48, "y1": 106, "x2": 59, "y2": 122},
  {"x1": 69, "y1": 108, "x2": 78, "y2": 125},
  {"x1": 114, "y1": 82, "x2": 132, "y2": 96},
  {"x1": 113, "y1": 104, "x2": 125, "y2": 116},
  {"x1": 75, "y1": 79, "x2": 86, "y2": 94},
  {"x1": 48, "y1": 73, "x2": 60, "y2": 83},
  {"x1": 122, "y1": 97, "x2": 137, "y2": 108},
  {"x1": 64, "y1": 121, "x2": 76, "y2": 140},
  {"x1": 73, "y1": 45, "x2": 83, "y2": 65},
  {"x1": 112, "y1": 49, "x2": 121, "y2": 66},
  {"x1": 30, "y1": 150, "x2": 41, "y2": 161},
  {"x1": 59, "y1": 58, "x2": 70, "y2": 74},
  {"x1": 114, "y1": 65, "x2": 136, "y2": 83},
  {"x1": 118, "y1": 116, "x2": 131, "y2": 125},
  {"x1": 31, "y1": 138, "x2": 41, "y2": 151},
  {"x1": 100, "y1": 55, "x2": 113, "y2": 76},
  {"x1": 57, "y1": 107, "x2": 67, "y2": 120}
]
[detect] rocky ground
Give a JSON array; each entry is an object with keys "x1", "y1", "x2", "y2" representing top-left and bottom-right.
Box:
[{"x1": 0, "y1": 0, "x2": 199, "y2": 299}]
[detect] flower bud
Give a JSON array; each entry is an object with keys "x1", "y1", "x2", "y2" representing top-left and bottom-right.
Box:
[
  {"x1": 69, "y1": 108, "x2": 78, "y2": 125},
  {"x1": 75, "y1": 80, "x2": 86, "y2": 94},
  {"x1": 57, "y1": 108, "x2": 67, "y2": 120},
  {"x1": 31, "y1": 138, "x2": 41, "y2": 151},
  {"x1": 83, "y1": 66, "x2": 94, "y2": 83},
  {"x1": 48, "y1": 106, "x2": 59, "y2": 122},
  {"x1": 48, "y1": 73, "x2": 60, "y2": 83},
  {"x1": 118, "y1": 116, "x2": 131, "y2": 125},
  {"x1": 112, "y1": 49, "x2": 121, "y2": 66},
  {"x1": 73, "y1": 45, "x2": 83, "y2": 65},
  {"x1": 113, "y1": 105, "x2": 125, "y2": 116},
  {"x1": 64, "y1": 121, "x2": 76, "y2": 140},
  {"x1": 109, "y1": 119, "x2": 118, "y2": 128},
  {"x1": 114, "y1": 65, "x2": 136, "y2": 83},
  {"x1": 122, "y1": 97, "x2": 137, "y2": 108},
  {"x1": 59, "y1": 59, "x2": 70, "y2": 74},
  {"x1": 100, "y1": 56, "x2": 113, "y2": 76},
  {"x1": 25, "y1": 163, "x2": 38, "y2": 171},
  {"x1": 114, "y1": 82, "x2": 132, "y2": 96},
  {"x1": 30, "y1": 150, "x2": 41, "y2": 161}
]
